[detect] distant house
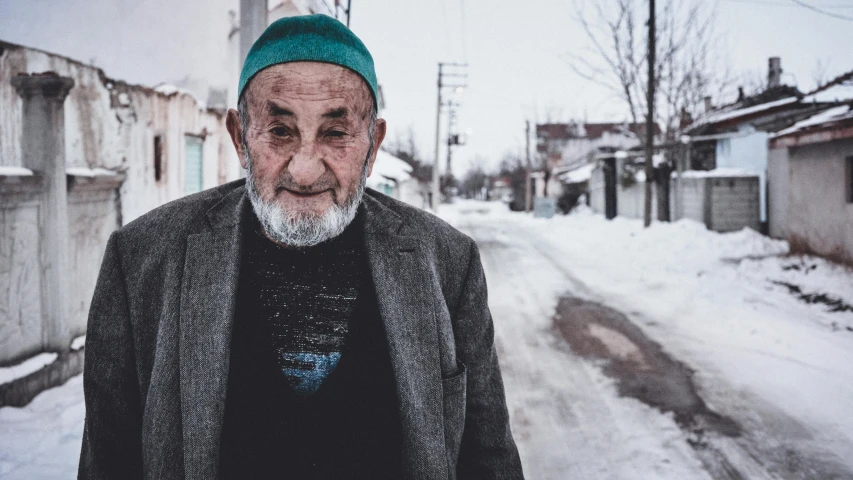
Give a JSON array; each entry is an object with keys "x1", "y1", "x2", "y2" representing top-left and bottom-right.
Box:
[
  {"x1": 367, "y1": 150, "x2": 427, "y2": 209},
  {"x1": 768, "y1": 74, "x2": 853, "y2": 264},
  {"x1": 537, "y1": 122, "x2": 660, "y2": 208},
  {"x1": 682, "y1": 58, "x2": 837, "y2": 229}
]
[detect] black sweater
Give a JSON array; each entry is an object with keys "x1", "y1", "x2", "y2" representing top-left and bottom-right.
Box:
[{"x1": 219, "y1": 209, "x2": 403, "y2": 479}]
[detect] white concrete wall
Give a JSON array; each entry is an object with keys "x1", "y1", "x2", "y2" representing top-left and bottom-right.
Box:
[
  {"x1": 589, "y1": 166, "x2": 605, "y2": 214},
  {"x1": 0, "y1": 43, "x2": 239, "y2": 365},
  {"x1": 0, "y1": 42, "x2": 238, "y2": 224},
  {"x1": 786, "y1": 138, "x2": 853, "y2": 264},
  {"x1": 767, "y1": 147, "x2": 790, "y2": 239},
  {"x1": 616, "y1": 181, "x2": 657, "y2": 220},
  {"x1": 673, "y1": 177, "x2": 708, "y2": 225},
  {"x1": 0, "y1": 179, "x2": 44, "y2": 364}
]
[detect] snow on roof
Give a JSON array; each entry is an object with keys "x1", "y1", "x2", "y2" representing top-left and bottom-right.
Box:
[
  {"x1": 773, "y1": 105, "x2": 853, "y2": 138},
  {"x1": 558, "y1": 163, "x2": 595, "y2": 184},
  {"x1": 153, "y1": 83, "x2": 207, "y2": 109},
  {"x1": 66, "y1": 167, "x2": 119, "y2": 177},
  {"x1": 678, "y1": 168, "x2": 758, "y2": 179},
  {"x1": 802, "y1": 82, "x2": 853, "y2": 104},
  {"x1": 693, "y1": 96, "x2": 799, "y2": 128},
  {"x1": 366, "y1": 150, "x2": 413, "y2": 189},
  {"x1": 0, "y1": 166, "x2": 34, "y2": 176}
]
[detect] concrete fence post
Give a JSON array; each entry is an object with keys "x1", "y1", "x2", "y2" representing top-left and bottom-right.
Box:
[{"x1": 11, "y1": 73, "x2": 75, "y2": 353}]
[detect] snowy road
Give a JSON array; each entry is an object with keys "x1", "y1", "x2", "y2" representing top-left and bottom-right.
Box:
[{"x1": 446, "y1": 202, "x2": 853, "y2": 480}]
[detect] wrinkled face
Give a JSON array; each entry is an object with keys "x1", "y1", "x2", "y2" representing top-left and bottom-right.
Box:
[{"x1": 226, "y1": 62, "x2": 386, "y2": 246}]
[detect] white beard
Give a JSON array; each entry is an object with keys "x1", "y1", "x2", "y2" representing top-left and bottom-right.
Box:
[{"x1": 245, "y1": 154, "x2": 369, "y2": 248}]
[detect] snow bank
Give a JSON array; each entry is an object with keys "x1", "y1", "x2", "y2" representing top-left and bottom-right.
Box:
[
  {"x1": 678, "y1": 168, "x2": 757, "y2": 179},
  {"x1": 70, "y1": 336, "x2": 86, "y2": 351},
  {"x1": 0, "y1": 166, "x2": 34, "y2": 176},
  {"x1": 66, "y1": 167, "x2": 119, "y2": 177},
  {"x1": 0, "y1": 353, "x2": 58, "y2": 385},
  {"x1": 558, "y1": 163, "x2": 595, "y2": 183}
]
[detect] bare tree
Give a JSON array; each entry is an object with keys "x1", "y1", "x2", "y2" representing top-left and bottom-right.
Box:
[
  {"x1": 570, "y1": 0, "x2": 731, "y2": 141},
  {"x1": 383, "y1": 126, "x2": 433, "y2": 184}
]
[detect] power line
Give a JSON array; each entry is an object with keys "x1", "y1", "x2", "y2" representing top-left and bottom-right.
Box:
[
  {"x1": 723, "y1": 0, "x2": 853, "y2": 8},
  {"x1": 790, "y1": 0, "x2": 853, "y2": 20},
  {"x1": 459, "y1": 0, "x2": 469, "y2": 62}
]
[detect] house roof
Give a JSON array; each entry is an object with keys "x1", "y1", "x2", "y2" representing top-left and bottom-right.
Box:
[
  {"x1": 536, "y1": 122, "x2": 660, "y2": 140},
  {"x1": 366, "y1": 150, "x2": 413, "y2": 189},
  {"x1": 771, "y1": 104, "x2": 853, "y2": 148},
  {"x1": 802, "y1": 70, "x2": 853, "y2": 104},
  {"x1": 535, "y1": 123, "x2": 573, "y2": 140}
]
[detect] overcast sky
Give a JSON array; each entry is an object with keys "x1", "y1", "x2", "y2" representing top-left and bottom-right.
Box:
[{"x1": 2, "y1": 0, "x2": 853, "y2": 175}]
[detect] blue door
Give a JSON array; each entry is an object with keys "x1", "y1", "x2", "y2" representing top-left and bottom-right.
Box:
[{"x1": 184, "y1": 135, "x2": 204, "y2": 195}]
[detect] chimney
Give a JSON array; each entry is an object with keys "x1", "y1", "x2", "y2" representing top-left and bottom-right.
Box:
[
  {"x1": 768, "y1": 57, "x2": 782, "y2": 89},
  {"x1": 704, "y1": 96, "x2": 713, "y2": 113}
]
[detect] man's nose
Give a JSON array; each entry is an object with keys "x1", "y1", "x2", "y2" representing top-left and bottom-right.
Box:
[{"x1": 287, "y1": 138, "x2": 326, "y2": 188}]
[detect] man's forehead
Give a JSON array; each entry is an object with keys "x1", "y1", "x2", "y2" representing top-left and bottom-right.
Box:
[{"x1": 247, "y1": 62, "x2": 372, "y2": 109}]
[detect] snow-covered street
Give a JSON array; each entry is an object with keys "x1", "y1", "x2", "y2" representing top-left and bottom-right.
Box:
[
  {"x1": 443, "y1": 201, "x2": 853, "y2": 479},
  {"x1": 2, "y1": 202, "x2": 853, "y2": 479}
]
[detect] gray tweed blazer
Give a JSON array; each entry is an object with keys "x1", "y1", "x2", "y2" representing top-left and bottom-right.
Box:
[{"x1": 78, "y1": 180, "x2": 523, "y2": 480}]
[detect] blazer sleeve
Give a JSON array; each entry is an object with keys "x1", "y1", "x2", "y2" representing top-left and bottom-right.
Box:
[
  {"x1": 78, "y1": 232, "x2": 144, "y2": 480},
  {"x1": 454, "y1": 240, "x2": 525, "y2": 479}
]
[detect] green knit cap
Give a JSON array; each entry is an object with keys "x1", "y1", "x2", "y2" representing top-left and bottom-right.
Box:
[{"x1": 238, "y1": 14, "x2": 378, "y2": 107}]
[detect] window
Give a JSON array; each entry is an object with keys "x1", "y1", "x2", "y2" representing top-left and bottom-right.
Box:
[
  {"x1": 847, "y1": 156, "x2": 853, "y2": 204},
  {"x1": 153, "y1": 135, "x2": 163, "y2": 182},
  {"x1": 184, "y1": 135, "x2": 204, "y2": 195}
]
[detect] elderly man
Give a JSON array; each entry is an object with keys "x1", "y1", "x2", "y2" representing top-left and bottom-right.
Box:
[{"x1": 79, "y1": 14, "x2": 523, "y2": 480}]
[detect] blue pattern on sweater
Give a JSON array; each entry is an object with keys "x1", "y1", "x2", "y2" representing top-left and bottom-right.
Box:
[{"x1": 280, "y1": 352, "x2": 343, "y2": 396}]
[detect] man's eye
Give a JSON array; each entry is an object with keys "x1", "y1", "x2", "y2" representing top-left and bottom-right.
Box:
[
  {"x1": 326, "y1": 130, "x2": 347, "y2": 138},
  {"x1": 270, "y1": 127, "x2": 290, "y2": 137}
]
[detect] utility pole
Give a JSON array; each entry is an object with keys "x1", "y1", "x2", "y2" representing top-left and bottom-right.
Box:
[
  {"x1": 643, "y1": 0, "x2": 656, "y2": 228},
  {"x1": 240, "y1": 0, "x2": 268, "y2": 68},
  {"x1": 346, "y1": 0, "x2": 352, "y2": 27},
  {"x1": 525, "y1": 120, "x2": 532, "y2": 212},
  {"x1": 431, "y1": 62, "x2": 467, "y2": 211}
]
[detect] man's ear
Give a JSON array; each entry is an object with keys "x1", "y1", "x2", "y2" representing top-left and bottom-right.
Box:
[
  {"x1": 226, "y1": 108, "x2": 248, "y2": 169},
  {"x1": 366, "y1": 118, "x2": 387, "y2": 177}
]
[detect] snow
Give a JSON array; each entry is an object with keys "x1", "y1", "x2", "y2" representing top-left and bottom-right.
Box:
[
  {"x1": 0, "y1": 166, "x2": 34, "y2": 176},
  {"x1": 65, "y1": 167, "x2": 118, "y2": 177},
  {"x1": 694, "y1": 97, "x2": 798, "y2": 128},
  {"x1": 0, "y1": 376, "x2": 84, "y2": 479},
  {"x1": 803, "y1": 82, "x2": 853, "y2": 103},
  {"x1": 70, "y1": 336, "x2": 86, "y2": 351},
  {"x1": 678, "y1": 167, "x2": 758, "y2": 178},
  {"x1": 153, "y1": 83, "x2": 207, "y2": 109},
  {"x1": 0, "y1": 353, "x2": 58, "y2": 385},
  {"x1": 773, "y1": 105, "x2": 853, "y2": 138},
  {"x1": 558, "y1": 163, "x2": 594, "y2": 183}
]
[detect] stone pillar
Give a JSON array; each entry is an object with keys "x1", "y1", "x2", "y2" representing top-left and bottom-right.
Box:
[{"x1": 11, "y1": 73, "x2": 75, "y2": 353}]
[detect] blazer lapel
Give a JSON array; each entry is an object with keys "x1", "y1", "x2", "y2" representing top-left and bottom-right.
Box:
[
  {"x1": 179, "y1": 188, "x2": 246, "y2": 480},
  {"x1": 362, "y1": 194, "x2": 448, "y2": 480}
]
